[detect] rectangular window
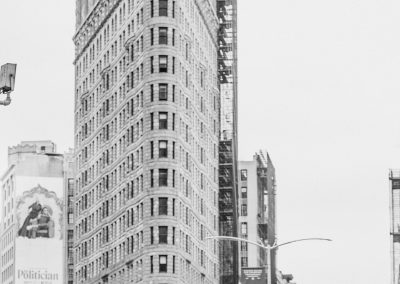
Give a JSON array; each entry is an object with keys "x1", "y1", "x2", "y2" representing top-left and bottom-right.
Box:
[
  {"x1": 172, "y1": 57, "x2": 175, "y2": 74},
  {"x1": 172, "y1": 29, "x2": 175, "y2": 46},
  {"x1": 159, "y1": 197, "x2": 168, "y2": 215},
  {"x1": 159, "y1": 27, "x2": 168, "y2": 44},
  {"x1": 172, "y1": 85, "x2": 175, "y2": 102},
  {"x1": 151, "y1": 198, "x2": 154, "y2": 216},
  {"x1": 150, "y1": 226, "x2": 154, "y2": 244},
  {"x1": 150, "y1": 84, "x2": 154, "y2": 102},
  {"x1": 151, "y1": 0, "x2": 154, "y2": 17},
  {"x1": 241, "y1": 204, "x2": 247, "y2": 216},
  {"x1": 150, "y1": 56, "x2": 154, "y2": 73},
  {"x1": 159, "y1": 169, "x2": 168, "y2": 186},
  {"x1": 241, "y1": 169, "x2": 248, "y2": 181},
  {"x1": 173, "y1": 255, "x2": 176, "y2": 273},
  {"x1": 172, "y1": 227, "x2": 175, "y2": 244},
  {"x1": 150, "y1": 256, "x2": 154, "y2": 273},
  {"x1": 241, "y1": 257, "x2": 248, "y2": 268},
  {"x1": 150, "y1": 169, "x2": 154, "y2": 187},
  {"x1": 159, "y1": 140, "x2": 168, "y2": 158},
  {"x1": 159, "y1": 226, "x2": 168, "y2": 244},
  {"x1": 172, "y1": 141, "x2": 175, "y2": 159},
  {"x1": 241, "y1": 242, "x2": 248, "y2": 252},
  {"x1": 159, "y1": 255, "x2": 167, "y2": 272},
  {"x1": 150, "y1": 28, "x2": 154, "y2": 45},
  {"x1": 159, "y1": 55, "x2": 168, "y2": 72},
  {"x1": 68, "y1": 213, "x2": 74, "y2": 224},
  {"x1": 159, "y1": 112, "x2": 168, "y2": 129},
  {"x1": 159, "y1": 0, "x2": 168, "y2": 16},
  {"x1": 150, "y1": 141, "x2": 154, "y2": 159},
  {"x1": 159, "y1": 83, "x2": 168, "y2": 101},
  {"x1": 150, "y1": 112, "x2": 154, "y2": 130},
  {"x1": 241, "y1": 187, "x2": 247, "y2": 198},
  {"x1": 172, "y1": 1, "x2": 175, "y2": 18},
  {"x1": 241, "y1": 222, "x2": 248, "y2": 235},
  {"x1": 172, "y1": 113, "x2": 175, "y2": 130}
]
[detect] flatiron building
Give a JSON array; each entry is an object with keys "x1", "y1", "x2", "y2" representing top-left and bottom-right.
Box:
[{"x1": 73, "y1": 0, "x2": 224, "y2": 283}]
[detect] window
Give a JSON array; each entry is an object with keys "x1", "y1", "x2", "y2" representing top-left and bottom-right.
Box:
[
  {"x1": 150, "y1": 84, "x2": 154, "y2": 102},
  {"x1": 159, "y1": 27, "x2": 168, "y2": 44},
  {"x1": 150, "y1": 112, "x2": 154, "y2": 130},
  {"x1": 172, "y1": 1, "x2": 175, "y2": 18},
  {"x1": 159, "y1": 226, "x2": 168, "y2": 244},
  {"x1": 159, "y1": 112, "x2": 168, "y2": 129},
  {"x1": 241, "y1": 187, "x2": 247, "y2": 198},
  {"x1": 150, "y1": 227, "x2": 154, "y2": 244},
  {"x1": 241, "y1": 257, "x2": 248, "y2": 268},
  {"x1": 151, "y1": 0, "x2": 154, "y2": 17},
  {"x1": 68, "y1": 213, "x2": 74, "y2": 224},
  {"x1": 159, "y1": 255, "x2": 167, "y2": 272},
  {"x1": 150, "y1": 256, "x2": 154, "y2": 273},
  {"x1": 159, "y1": 141, "x2": 168, "y2": 158},
  {"x1": 159, "y1": 197, "x2": 168, "y2": 215},
  {"x1": 241, "y1": 242, "x2": 248, "y2": 252},
  {"x1": 159, "y1": 0, "x2": 168, "y2": 16},
  {"x1": 241, "y1": 169, "x2": 248, "y2": 181},
  {"x1": 241, "y1": 204, "x2": 247, "y2": 216},
  {"x1": 150, "y1": 141, "x2": 154, "y2": 159},
  {"x1": 159, "y1": 169, "x2": 168, "y2": 186},
  {"x1": 241, "y1": 222, "x2": 248, "y2": 235},
  {"x1": 150, "y1": 28, "x2": 154, "y2": 45},
  {"x1": 159, "y1": 83, "x2": 168, "y2": 100},
  {"x1": 159, "y1": 55, "x2": 168, "y2": 72},
  {"x1": 172, "y1": 29, "x2": 175, "y2": 46},
  {"x1": 151, "y1": 198, "x2": 154, "y2": 216},
  {"x1": 150, "y1": 169, "x2": 154, "y2": 187},
  {"x1": 150, "y1": 56, "x2": 154, "y2": 73}
]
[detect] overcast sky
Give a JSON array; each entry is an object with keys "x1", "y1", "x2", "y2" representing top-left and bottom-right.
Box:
[{"x1": 1, "y1": 1, "x2": 399, "y2": 283}]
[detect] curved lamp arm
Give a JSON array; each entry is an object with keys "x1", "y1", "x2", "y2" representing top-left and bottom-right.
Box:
[
  {"x1": 205, "y1": 235, "x2": 267, "y2": 250},
  {"x1": 206, "y1": 235, "x2": 332, "y2": 251},
  {"x1": 271, "y1": 238, "x2": 332, "y2": 250}
]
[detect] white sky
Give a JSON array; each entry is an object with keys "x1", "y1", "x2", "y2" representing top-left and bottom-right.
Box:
[{"x1": 0, "y1": 1, "x2": 399, "y2": 283}]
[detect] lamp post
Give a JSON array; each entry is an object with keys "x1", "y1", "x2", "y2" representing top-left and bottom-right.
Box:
[
  {"x1": 0, "y1": 63, "x2": 17, "y2": 106},
  {"x1": 206, "y1": 235, "x2": 332, "y2": 284}
]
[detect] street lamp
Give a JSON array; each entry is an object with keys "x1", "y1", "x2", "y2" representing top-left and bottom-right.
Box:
[
  {"x1": 0, "y1": 63, "x2": 17, "y2": 106},
  {"x1": 206, "y1": 235, "x2": 332, "y2": 284}
]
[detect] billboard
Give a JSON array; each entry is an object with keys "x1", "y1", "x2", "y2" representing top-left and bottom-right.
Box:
[
  {"x1": 15, "y1": 179, "x2": 64, "y2": 284},
  {"x1": 240, "y1": 267, "x2": 267, "y2": 284}
]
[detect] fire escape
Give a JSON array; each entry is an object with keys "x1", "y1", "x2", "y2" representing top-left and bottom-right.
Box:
[{"x1": 217, "y1": 0, "x2": 239, "y2": 283}]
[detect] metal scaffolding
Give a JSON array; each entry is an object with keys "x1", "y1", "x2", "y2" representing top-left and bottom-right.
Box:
[
  {"x1": 217, "y1": 0, "x2": 239, "y2": 283},
  {"x1": 390, "y1": 170, "x2": 400, "y2": 284}
]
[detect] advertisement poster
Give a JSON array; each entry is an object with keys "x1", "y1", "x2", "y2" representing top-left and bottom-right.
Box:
[{"x1": 15, "y1": 179, "x2": 63, "y2": 284}]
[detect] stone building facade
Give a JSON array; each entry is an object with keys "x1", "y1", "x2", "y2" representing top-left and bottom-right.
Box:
[{"x1": 73, "y1": 0, "x2": 220, "y2": 283}]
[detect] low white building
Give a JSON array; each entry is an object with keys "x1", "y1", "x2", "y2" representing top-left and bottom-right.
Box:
[{"x1": 0, "y1": 141, "x2": 73, "y2": 284}]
